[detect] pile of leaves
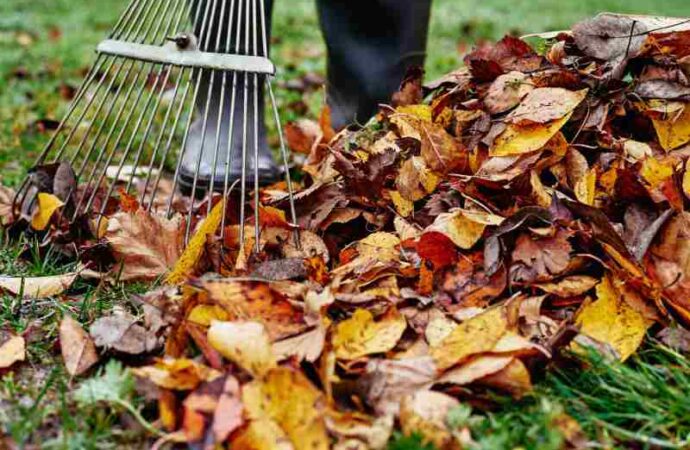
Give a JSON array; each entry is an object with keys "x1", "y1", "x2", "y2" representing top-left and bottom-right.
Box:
[{"x1": 4, "y1": 12, "x2": 690, "y2": 449}]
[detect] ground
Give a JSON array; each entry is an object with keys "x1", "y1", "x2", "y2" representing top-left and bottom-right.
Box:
[{"x1": 2, "y1": 0, "x2": 690, "y2": 448}]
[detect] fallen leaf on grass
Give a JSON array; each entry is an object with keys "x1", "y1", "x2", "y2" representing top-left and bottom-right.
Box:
[
  {"x1": 90, "y1": 311, "x2": 161, "y2": 354},
  {"x1": 0, "y1": 336, "x2": 25, "y2": 369},
  {"x1": 0, "y1": 272, "x2": 77, "y2": 298},
  {"x1": 60, "y1": 316, "x2": 99, "y2": 376},
  {"x1": 332, "y1": 308, "x2": 407, "y2": 360},
  {"x1": 575, "y1": 276, "x2": 650, "y2": 361}
]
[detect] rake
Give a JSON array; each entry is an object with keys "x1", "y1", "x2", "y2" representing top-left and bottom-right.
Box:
[{"x1": 12, "y1": 0, "x2": 298, "y2": 255}]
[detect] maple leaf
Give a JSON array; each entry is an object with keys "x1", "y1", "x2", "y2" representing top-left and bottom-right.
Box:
[{"x1": 104, "y1": 210, "x2": 184, "y2": 281}]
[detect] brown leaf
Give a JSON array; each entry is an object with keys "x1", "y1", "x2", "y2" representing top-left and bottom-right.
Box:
[
  {"x1": 59, "y1": 316, "x2": 99, "y2": 376},
  {"x1": 0, "y1": 336, "x2": 25, "y2": 369},
  {"x1": 0, "y1": 272, "x2": 77, "y2": 298},
  {"x1": 90, "y1": 311, "x2": 161, "y2": 354},
  {"x1": 105, "y1": 210, "x2": 184, "y2": 281},
  {"x1": 511, "y1": 229, "x2": 572, "y2": 283}
]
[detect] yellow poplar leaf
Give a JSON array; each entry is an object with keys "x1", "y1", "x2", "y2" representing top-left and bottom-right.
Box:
[
  {"x1": 574, "y1": 168, "x2": 597, "y2": 205},
  {"x1": 575, "y1": 276, "x2": 650, "y2": 361},
  {"x1": 0, "y1": 336, "x2": 25, "y2": 369},
  {"x1": 431, "y1": 307, "x2": 507, "y2": 370},
  {"x1": 131, "y1": 358, "x2": 221, "y2": 390},
  {"x1": 240, "y1": 367, "x2": 329, "y2": 450},
  {"x1": 208, "y1": 321, "x2": 277, "y2": 377},
  {"x1": 31, "y1": 193, "x2": 64, "y2": 230},
  {"x1": 332, "y1": 308, "x2": 407, "y2": 360},
  {"x1": 187, "y1": 304, "x2": 230, "y2": 326},
  {"x1": 396, "y1": 104, "x2": 432, "y2": 122},
  {"x1": 478, "y1": 358, "x2": 532, "y2": 397},
  {"x1": 640, "y1": 157, "x2": 676, "y2": 189},
  {"x1": 650, "y1": 103, "x2": 690, "y2": 150},
  {"x1": 490, "y1": 113, "x2": 572, "y2": 157},
  {"x1": 390, "y1": 190, "x2": 414, "y2": 218},
  {"x1": 166, "y1": 200, "x2": 224, "y2": 284}
]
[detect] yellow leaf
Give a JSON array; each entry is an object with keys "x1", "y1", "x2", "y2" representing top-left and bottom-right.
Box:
[
  {"x1": 187, "y1": 304, "x2": 230, "y2": 326},
  {"x1": 428, "y1": 209, "x2": 501, "y2": 250},
  {"x1": 166, "y1": 200, "x2": 224, "y2": 284},
  {"x1": 332, "y1": 308, "x2": 406, "y2": 360},
  {"x1": 208, "y1": 321, "x2": 277, "y2": 377},
  {"x1": 424, "y1": 311, "x2": 457, "y2": 347},
  {"x1": 490, "y1": 113, "x2": 572, "y2": 157},
  {"x1": 238, "y1": 367, "x2": 329, "y2": 450},
  {"x1": 650, "y1": 103, "x2": 690, "y2": 151},
  {"x1": 31, "y1": 193, "x2": 64, "y2": 230},
  {"x1": 575, "y1": 276, "x2": 650, "y2": 361},
  {"x1": 430, "y1": 307, "x2": 507, "y2": 370},
  {"x1": 0, "y1": 335, "x2": 25, "y2": 369},
  {"x1": 131, "y1": 358, "x2": 221, "y2": 390},
  {"x1": 357, "y1": 232, "x2": 401, "y2": 262},
  {"x1": 396, "y1": 104, "x2": 432, "y2": 122},
  {"x1": 535, "y1": 275, "x2": 599, "y2": 297},
  {"x1": 390, "y1": 190, "x2": 414, "y2": 218},
  {"x1": 478, "y1": 358, "x2": 532, "y2": 397},
  {"x1": 574, "y1": 168, "x2": 597, "y2": 205},
  {"x1": 640, "y1": 156, "x2": 676, "y2": 189},
  {"x1": 684, "y1": 159, "x2": 690, "y2": 200}
]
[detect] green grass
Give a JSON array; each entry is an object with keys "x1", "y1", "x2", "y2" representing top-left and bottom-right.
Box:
[{"x1": 3, "y1": 0, "x2": 690, "y2": 448}]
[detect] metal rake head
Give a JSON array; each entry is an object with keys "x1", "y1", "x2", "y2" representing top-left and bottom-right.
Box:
[{"x1": 12, "y1": 0, "x2": 298, "y2": 256}]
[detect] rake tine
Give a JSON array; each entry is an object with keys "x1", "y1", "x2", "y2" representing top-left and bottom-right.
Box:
[
  {"x1": 251, "y1": 0, "x2": 261, "y2": 253},
  {"x1": 259, "y1": 0, "x2": 299, "y2": 247},
  {"x1": 219, "y1": 0, "x2": 241, "y2": 248},
  {"x1": 185, "y1": 0, "x2": 224, "y2": 243},
  {"x1": 238, "y1": 0, "x2": 251, "y2": 256}
]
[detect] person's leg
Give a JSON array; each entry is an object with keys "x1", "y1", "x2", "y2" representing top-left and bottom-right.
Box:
[
  {"x1": 316, "y1": 0, "x2": 432, "y2": 129},
  {"x1": 180, "y1": 0, "x2": 278, "y2": 192}
]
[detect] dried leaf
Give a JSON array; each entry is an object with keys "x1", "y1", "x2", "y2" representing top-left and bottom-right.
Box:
[
  {"x1": 430, "y1": 307, "x2": 507, "y2": 370},
  {"x1": 332, "y1": 309, "x2": 407, "y2": 360},
  {"x1": 490, "y1": 113, "x2": 571, "y2": 157},
  {"x1": 575, "y1": 276, "x2": 650, "y2": 361},
  {"x1": 131, "y1": 358, "x2": 221, "y2": 390},
  {"x1": 105, "y1": 210, "x2": 184, "y2": 281},
  {"x1": 0, "y1": 336, "x2": 25, "y2": 369},
  {"x1": 0, "y1": 272, "x2": 77, "y2": 298},
  {"x1": 238, "y1": 367, "x2": 329, "y2": 450},
  {"x1": 30, "y1": 193, "x2": 63, "y2": 230},
  {"x1": 208, "y1": 321, "x2": 277, "y2": 377},
  {"x1": 399, "y1": 391, "x2": 460, "y2": 449},
  {"x1": 59, "y1": 316, "x2": 99, "y2": 376}
]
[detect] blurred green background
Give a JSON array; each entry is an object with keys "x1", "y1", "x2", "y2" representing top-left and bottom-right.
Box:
[{"x1": 1, "y1": 0, "x2": 690, "y2": 185}]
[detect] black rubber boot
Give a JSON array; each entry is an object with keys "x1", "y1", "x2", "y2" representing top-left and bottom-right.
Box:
[
  {"x1": 179, "y1": 0, "x2": 279, "y2": 194},
  {"x1": 316, "y1": 0, "x2": 432, "y2": 129}
]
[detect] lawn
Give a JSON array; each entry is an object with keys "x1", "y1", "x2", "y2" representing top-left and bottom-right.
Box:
[{"x1": 2, "y1": 0, "x2": 690, "y2": 448}]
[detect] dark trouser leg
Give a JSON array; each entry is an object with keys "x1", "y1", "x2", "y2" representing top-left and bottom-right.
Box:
[
  {"x1": 316, "y1": 0, "x2": 432, "y2": 129},
  {"x1": 181, "y1": 0, "x2": 278, "y2": 192}
]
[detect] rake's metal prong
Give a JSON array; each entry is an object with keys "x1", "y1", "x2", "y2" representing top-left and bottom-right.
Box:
[
  {"x1": 166, "y1": 0, "x2": 223, "y2": 219},
  {"x1": 219, "y1": 0, "x2": 241, "y2": 249},
  {"x1": 259, "y1": 0, "x2": 299, "y2": 247},
  {"x1": 251, "y1": 0, "x2": 261, "y2": 253},
  {"x1": 238, "y1": 0, "x2": 252, "y2": 256},
  {"x1": 185, "y1": 0, "x2": 224, "y2": 243}
]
